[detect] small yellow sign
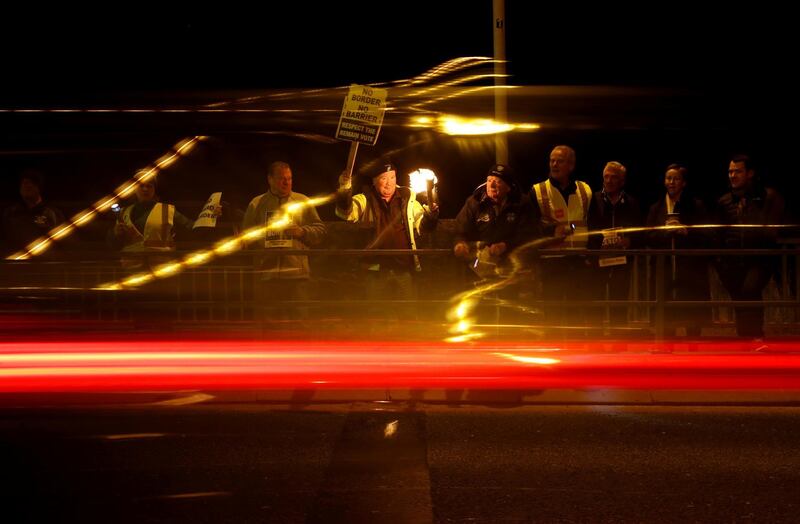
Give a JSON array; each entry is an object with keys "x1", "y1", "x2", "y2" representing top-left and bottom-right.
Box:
[{"x1": 336, "y1": 84, "x2": 388, "y2": 146}]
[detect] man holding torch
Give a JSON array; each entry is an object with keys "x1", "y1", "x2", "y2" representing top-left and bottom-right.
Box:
[{"x1": 336, "y1": 162, "x2": 439, "y2": 317}]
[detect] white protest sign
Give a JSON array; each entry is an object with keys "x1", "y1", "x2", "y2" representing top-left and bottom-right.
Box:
[
  {"x1": 264, "y1": 210, "x2": 294, "y2": 249},
  {"x1": 335, "y1": 84, "x2": 387, "y2": 146},
  {"x1": 193, "y1": 192, "x2": 222, "y2": 229}
]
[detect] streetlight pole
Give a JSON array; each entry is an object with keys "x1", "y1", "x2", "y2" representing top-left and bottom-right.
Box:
[{"x1": 493, "y1": 0, "x2": 508, "y2": 165}]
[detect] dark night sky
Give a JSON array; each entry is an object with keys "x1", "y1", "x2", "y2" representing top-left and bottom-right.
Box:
[
  {"x1": 0, "y1": 3, "x2": 795, "y2": 231},
  {"x1": 2, "y1": 4, "x2": 791, "y2": 94}
]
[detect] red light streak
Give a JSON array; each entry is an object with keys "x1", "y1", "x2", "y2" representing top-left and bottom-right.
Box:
[{"x1": 1, "y1": 339, "x2": 799, "y2": 393}]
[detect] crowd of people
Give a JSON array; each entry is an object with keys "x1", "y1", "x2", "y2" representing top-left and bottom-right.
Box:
[
  {"x1": 1, "y1": 148, "x2": 788, "y2": 339},
  {"x1": 452, "y1": 147, "x2": 785, "y2": 339}
]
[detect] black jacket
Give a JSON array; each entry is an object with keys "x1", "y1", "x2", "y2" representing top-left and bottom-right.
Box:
[
  {"x1": 646, "y1": 194, "x2": 709, "y2": 250},
  {"x1": 2, "y1": 200, "x2": 65, "y2": 254},
  {"x1": 716, "y1": 185, "x2": 785, "y2": 249},
  {"x1": 587, "y1": 190, "x2": 642, "y2": 249},
  {"x1": 454, "y1": 185, "x2": 538, "y2": 254}
]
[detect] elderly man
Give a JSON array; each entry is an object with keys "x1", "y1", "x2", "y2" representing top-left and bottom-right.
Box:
[
  {"x1": 242, "y1": 161, "x2": 326, "y2": 318},
  {"x1": 336, "y1": 162, "x2": 438, "y2": 316},
  {"x1": 587, "y1": 161, "x2": 642, "y2": 327},
  {"x1": 530, "y1": 145, "x2": 593, "y2": 326},
  {"x1": 454, "y1": 164, "x2": 536, "y2": 278}
]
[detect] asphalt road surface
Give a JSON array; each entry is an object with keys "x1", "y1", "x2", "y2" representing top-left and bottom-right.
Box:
[{"x1": 2, "y1": 401, "x2": 799, "y2": 523}]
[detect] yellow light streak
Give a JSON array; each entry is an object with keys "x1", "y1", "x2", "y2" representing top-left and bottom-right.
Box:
[
  {"x1": 406, "y1": 113, "x2": 541, "y2": 136},
  {"x1": 440, "y1": 115, "x2": 514, "y2": 135},
  {"x1": 94, "y1": 194, "x2": 334, "y2": 290},
  {"x1": 7, "y1": 136, "x2": 205, "y2": 260},
  {"x1": 184, "y1": 251, "x2": 213, "y2": 267},
  {"x1": 121, "y1": 273, "x2": 154, "y2": 287},
  {"x1": 152, "y1": 262, "x2": 182, "y2": 278},
  {"x1": 445, "y1": 223, "x2": 797, "y2": 342},
  {"x1": 492, "y1": 353, "x2": 560, "y2": 365}
]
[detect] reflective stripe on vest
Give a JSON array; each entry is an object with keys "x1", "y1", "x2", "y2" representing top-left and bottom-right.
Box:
[{"x1": 534, "y1": 179, "x2": 592, "y2": 249}]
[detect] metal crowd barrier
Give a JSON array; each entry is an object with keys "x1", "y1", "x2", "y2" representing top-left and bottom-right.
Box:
[{"x1": 2, "y1": 247, "x2": 799, "y2": 338}]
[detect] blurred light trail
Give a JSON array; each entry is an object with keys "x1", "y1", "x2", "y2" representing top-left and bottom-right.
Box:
[
  {"x1": 406, "y1": 113, "x2": 540, "y2": 135},
  {"x1": 446, "y1": 223, "x2": 800, "y2": 342},
  {"x1": 6, "y1": 136, "x2": 204, "y2": 260},
  {"x1": 95, "y1": 194, "x2": 334, "y2": 290},
  {"x1": 407, "y1": 84, "x2": 516, "y2": 110},
  {"x1": 1, "y1": 338, "x2": 800, "y2": 393},
  {"x1": 392, "y1": 56, "x2": 500, "y2": 87},
  {"x1": 205, "y1": 57, "x2": 499, "y2": 107}
]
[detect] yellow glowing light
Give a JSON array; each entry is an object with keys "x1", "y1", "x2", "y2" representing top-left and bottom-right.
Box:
[
  {"x1": 304, "y1": 195, "x2": 335, "y2": 209},
  {"x1": 445, "y1": 333, "x2": 484, "y2": 343},
  {"x1": 408, "y1": 168, "x2": 438, "y2": 194},
  {"x1": 285, "y1": 203, "x2": 302, "y2": 215},
  {"x1": 492, "y1": 353, "x2": 560, "y2": 366},
  {"x1": 454, "y1": 299, "x2": 475, "y2": 320},
  {"x1": 407, "y1": 85, "x2": 519, "y2": 112},
  {"x1": 409, "y1": 73, "x2": 508, "y2": 98},
  {"x1": 72, "y1": 210, "x2": 97, "y2": 227},
  {"x1": 122, "y1": 273, "x2": 154, "y2": 287},
  {"x1": 455, "y1": 319, "x2": 472, "y2": 333},
  {"x1": 446, "y1": 222, "x2": 795, "y2": 342},
  {"x1": 93, "y1": 197, "x2": 118, "y2": 213},
  {"x1": 134, "y1": 168, "x2": 156, "y2": 182},
  {"x1": 267, "y1": 217, "x2": 291, "y2": 230},
  {"x1": 116, "y1": 181, "x2": 139, "y2": 198},
  {"x1": 440, "y1": 116, "x2": 515, "y2": 136},
  {"x1": 214, "y1": 238, "x2": 241, "y2": 255},
  {"x1": 184, "y1": 251, "x2": 213, "y2": 266},
  {"x1": 404, "y1": 57, "x2": 495, "y2": 86},
  {"x1": 96, "y1": 283, "x2": 123, "y2": 291},
  {"x1": 50, "y1": 224, "x2": 75, "y2": 241},
  {"x1": 384, "y1": 420, "x2": 399, "y2": 438},
  {"x1": 155, "y1": 154, "x2": 178, "y2": 169},
  {"x1": 410, "y1": 116, "x2": 434, "y2": 127},
  {"x1": 153, "y1": 263, "x2": 182, "y2": 278},
  {"x1": 95, "y1": 194, "x2": 334, "y2": 290},
  {"x1": 407, "y1": 113, "x2": 541, "y2": 136},
  {"x1": 5, "y1": 136, "x2": 204, "y2": 260},
  {"x1": 240, "y1": 227, "x2": 268, "y2": 243},
  {"x1": 26, "y1": 239, "x2": 52, "y2": 256}
]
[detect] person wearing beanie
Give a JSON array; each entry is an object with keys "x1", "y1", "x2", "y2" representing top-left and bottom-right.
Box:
[
  {"x1": 2, "y1": 169, "x2": 65, "y2": 256},
  {"x1": 453, "y1": 163, "x2": 537, "y2": 278},
  {"x1": 336, "y1": 161, "x2": 439, "y2": 317}
]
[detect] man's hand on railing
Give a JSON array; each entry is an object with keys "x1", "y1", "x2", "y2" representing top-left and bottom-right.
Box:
[{"x1": 665, "y1": 216, "x2": 688, "y2": 236}]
